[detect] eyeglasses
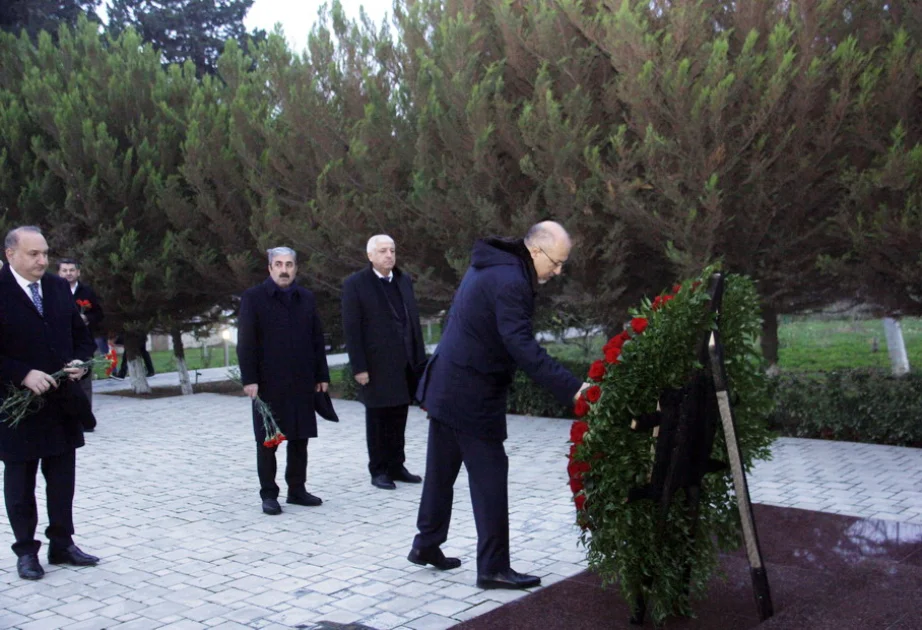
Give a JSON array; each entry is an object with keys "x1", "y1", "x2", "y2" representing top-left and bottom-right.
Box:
[{"x1": 538, "y1": 246, "x2": 565, "y2": 270}]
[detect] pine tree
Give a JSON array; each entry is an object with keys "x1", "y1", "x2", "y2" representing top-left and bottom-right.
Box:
[
  {"x1": 107, "y1": 0, "x2": 264, "y2": 76},
  {"x1": 0, "y1": 0, "x2": 100, "y2": 41}
]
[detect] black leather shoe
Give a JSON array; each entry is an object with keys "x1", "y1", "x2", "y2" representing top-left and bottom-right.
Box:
[
  {"x1": 408, "y1": 547, "x2": 461, "y2": 571},
  {"x1": 262, "y1": 498, "x2": 282, "y2": 515},
  {"x1": 286, "y1": 490, "x2": 322, "y2": 506},
  {"x1": 371, "y1": 474, "x2": 396, "y2": 490},
  {"x1": 477, "y1": 568, "x2": 541, "y2": 590},
  {"x1": 48, "y1": 544, "x2": 99, "y2": 566},
  {"x1": 17, "y1": 554, "x2": 44, "y2": 580},
  {"x1": 391, "y1": 466, "x2": 422, "y2": 483}
]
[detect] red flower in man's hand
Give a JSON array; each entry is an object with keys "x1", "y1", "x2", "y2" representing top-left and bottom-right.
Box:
[
  {"x1": 588, "y1": 360, "x2": 605, "y2": 382},
  {"x1": 631, "y1": 317, "x2": 648, "y2": 334},
  {"x1": 585, "y1": 385, "x2": 601, "y2": 403}
]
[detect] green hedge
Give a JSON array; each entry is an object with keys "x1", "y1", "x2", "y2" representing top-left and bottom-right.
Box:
[
  {"x1": 506, "y1": 359, "x2": 590, "y2": 419},
  {"x1": 339, "y1": 360, "x2": 922, "y2": 447},
  {"x1": 768, "y1": 369, "x2": 922, "y2": 447}
]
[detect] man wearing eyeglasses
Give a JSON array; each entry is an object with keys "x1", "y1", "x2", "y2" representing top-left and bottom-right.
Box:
[{"x1": 408, "y1": 220, "x2": 589, "y2": 590}]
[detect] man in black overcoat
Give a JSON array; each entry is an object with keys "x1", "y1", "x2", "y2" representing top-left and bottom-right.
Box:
[
  {"x1": 408, "y1": 221, "x2": 589, "y2": 589},
  {"x1": 0, "y1": 226, "x2": 100, "y2": 580},
  {"x1": 342, "y1": 235, "x2": 427, "y2": 490},
  {"x1": 237, "y1": 247, "x2": 331, "y2": 516},
  {"x1": 58, "y1": 258, "x2": 104, "y2": 413}
]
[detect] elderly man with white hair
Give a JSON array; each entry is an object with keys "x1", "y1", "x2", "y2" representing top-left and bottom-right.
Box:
[
  {"x1": 237, "y1": 246, "x2": 331, "y2": 515},
  {"x1": 342, "y1": 235, "x2": 428, "y2": 490}
]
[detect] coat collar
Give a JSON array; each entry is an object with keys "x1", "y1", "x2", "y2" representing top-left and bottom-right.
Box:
[{"x1": 263, "y1": 276, "x2": 301, "y2": 299}]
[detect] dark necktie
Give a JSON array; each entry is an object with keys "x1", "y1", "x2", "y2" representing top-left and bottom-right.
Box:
[
  {"x1": 29, "y1": 282, "x2": 44, "y2": 316},
  {"x1": 380, "y1": 276, "x2": 391, "y2": 284}
]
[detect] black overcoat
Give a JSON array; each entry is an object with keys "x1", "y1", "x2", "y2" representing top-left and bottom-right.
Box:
[
  {"x1": 237, "y1": 278, "x2": 330, "y2": 442},
  {"x1": 416, "y1": 238, "x2": 582, "y2": 442},
  {"x1": 341, "y1": 265, "x2": 427, "y2": 408},
  {"x1": 0, "y1": 265, "x2": 95, "y2": 461},
  {"x1": 72, "y1": 282, "x2": 105, "y2": 338}
]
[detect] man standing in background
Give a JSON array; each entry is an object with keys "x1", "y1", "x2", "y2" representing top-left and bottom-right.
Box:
[
  {"x1": 58, "y1": 258, "x2": 104, "y2": 414},
  {"x1": 342, "y1": 235, "x2": 427, "y2": 490},
  {"x1": 237, "y1": 246, "x2": 331, "y2": 515}
]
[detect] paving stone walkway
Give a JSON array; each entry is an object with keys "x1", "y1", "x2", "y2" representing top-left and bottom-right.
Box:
[{"x1": 0, "y1": 384, "x2": 919, "y2": 630}]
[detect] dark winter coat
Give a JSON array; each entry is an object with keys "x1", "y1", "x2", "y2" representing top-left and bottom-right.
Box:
[
  {"x1": 0, "y1": 265, "x2": 96, "y2": 462},
  {"x1": 342, "y1": 265, "x2": 427, "y2": 408},
  {"x1": 237, "y1": 278, "x2": 331, "y2": 442},
  {"x1": 416, "y1": 238, "x2": 582, "y2": 442},
  {"x1": 72, "y1": 282, "x2": 105, "y2": 338}
]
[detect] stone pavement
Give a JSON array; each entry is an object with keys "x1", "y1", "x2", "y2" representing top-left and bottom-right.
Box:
[{"x1": 0, "y1": 388, "x2": 920, "y2": 630}]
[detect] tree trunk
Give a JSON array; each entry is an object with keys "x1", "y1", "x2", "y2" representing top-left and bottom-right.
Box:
[
  {"x1": 124, "y1": 333, "x2": 151, "y2": 394},
  {"x1": 882, "y1": 317, "x2": 910, "y2": 376},
  {"x1": 760, "y1": 304, "x2": 779, "y2": 368},
  {"x1": 172, "y1": 328, "x2": 193, "y2": 395}
]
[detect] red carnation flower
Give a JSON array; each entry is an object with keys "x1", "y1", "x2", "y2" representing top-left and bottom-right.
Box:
[
  {"x1": 568, "y1": 458, "x2": 590, "y2": 478},
  {"x1": 672, "y1": 284, "x2": 681, "y2": 293},
  {"x1": 569, "y1": 477, "x2": 584, "y2": 494},
  {"x1": 585, "y1": 385, "x2": 601, "y2": 403},
  {"x1": 588, "y1": 360, "x2": 605, "y2": 382},
  {"x1": 574, "y1": 494, "x2": 586, "y2": 511},
  {"x1": 631, "y1": 317, "x2": 648, "y2": 334},
  {"x1": 574, "y1": 395, "x2": 590, "y2": 418},
  {"x1": 604, "y1": 345, "x2": 621, "y2": 364},
  {"x1": 570, "y1": 421, "x2": 590, "y2": 444}
]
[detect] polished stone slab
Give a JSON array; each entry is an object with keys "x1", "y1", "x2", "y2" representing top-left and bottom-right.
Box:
[{"x1": 454, "y1": 505, "x2": 922, "y2": 629}]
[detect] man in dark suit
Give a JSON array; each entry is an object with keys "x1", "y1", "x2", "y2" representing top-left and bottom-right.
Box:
[
  {"x1": 0, "y1": 226, "x2": 100, "y2": 580},
  {"x1": 58, "y1": 258, "x2": 104, "y2": 414},
  {"x1": 409, "y1": 221, "x2": 589, "y2": 589},
  {"x1": 237, "y1": 246, "x2": 331, "y2": 516},
  {"x1": 342, "y1": 235, "x2": 427, "y2": 491}
]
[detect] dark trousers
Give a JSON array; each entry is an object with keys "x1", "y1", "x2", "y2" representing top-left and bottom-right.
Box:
[
  {"x1": 116, "y1": 344, "x2": 154, "y2": 378},
  {"x1": 3, "y1": 450, "x2": 76, "y2": 557},
  {"x1": 366, "y1": 404, "x2": 409, "y2": 477},
  {"x1": 413, "y1": 418, "x2": 510, "y2": 576},
  {"x1": 79, "y1": 374, "x2": 93, "y2": 410},
  {"x1": 257, "y1": 438, "x2": 308, "y2": 499}
]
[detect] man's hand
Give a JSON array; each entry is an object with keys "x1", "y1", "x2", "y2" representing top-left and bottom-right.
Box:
[
  {"x1": 354, "y1": 371, "x2": 369, "y2": 386},
  {"x1": 63, "y1": 360, "x2": 87, "y2": 381},
  {"x1": 243, "y1": 384, "x2": 258, "y2": 399},
  {"x1": 315, "y1": 382, "x2": 329, "y2": 393},
  {"x1": 80, "y1": 314, "x2": 88, "y2": 325},
  {"x1": 574, "y1": 382, "x2": 591, "y2": 402},
  {"x1": 22, "y1": 370, "x2": 58, "y2": 395}
]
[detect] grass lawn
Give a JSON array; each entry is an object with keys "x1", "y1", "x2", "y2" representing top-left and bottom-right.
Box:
[{"x1": 541, "y1": 317, "x2": 922, "y2": 372}]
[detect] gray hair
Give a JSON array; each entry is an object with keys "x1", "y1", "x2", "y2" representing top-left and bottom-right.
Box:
[
  {"x1": 266, "y1": 247, "x2": 297, "y2": 264},
  {"x1": 366, "y1": 234, "x2": 395, "y2": 254},
  {"x1": 4, "y1": 225, "x2": 43, "y2": 249}
]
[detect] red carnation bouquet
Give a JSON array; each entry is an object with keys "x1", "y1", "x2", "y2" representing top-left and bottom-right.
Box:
[
  {"x1": 76, "y1": 299, "x2": 92, "y2": 314},
  {"x1": 253, "y1": 396, "x2": 287, "y2": 448}
]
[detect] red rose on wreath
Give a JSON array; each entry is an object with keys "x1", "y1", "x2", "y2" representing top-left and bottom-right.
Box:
[
  {"x1": 588, "y1": 360, "x2": 605, "y2": 382},
  {"x1": 673, "y1": 283, "x2": 682, "y2": 293},
  {"x1": 569, "y1": 477, "x2": 584, "y2": 494},
  {"x1": 574, "y1": 395, "x2": 590, "y2": 418},
  {"x1": 604, "y1": 345, "x2": 621, "y2": 364},
  {"x1": 631, "y1": 317, "x2": 648, "y2": 334},
  {"x1": 570, "y1": 421, "x2": 589, "y2": 444},
  {"x1": 574, "y1": 494, "x2": 586, "y2": 511},
  {"x1": 585, "y1": 385, "x2": 601, "y2": 403}
]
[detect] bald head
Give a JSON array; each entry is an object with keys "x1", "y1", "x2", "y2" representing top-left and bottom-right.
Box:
[{"x1": 525, "y1": 221, "x2": 571, "y2": 284}]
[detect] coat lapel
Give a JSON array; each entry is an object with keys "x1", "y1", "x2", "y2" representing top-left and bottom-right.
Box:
[{"x1": 0, "y1": 266, "x2": 44, "y2": 318}]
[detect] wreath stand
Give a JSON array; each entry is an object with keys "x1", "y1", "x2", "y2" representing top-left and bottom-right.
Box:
[{"x1": 626, "y1": 273, "x2": 774, "y2": 626}]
